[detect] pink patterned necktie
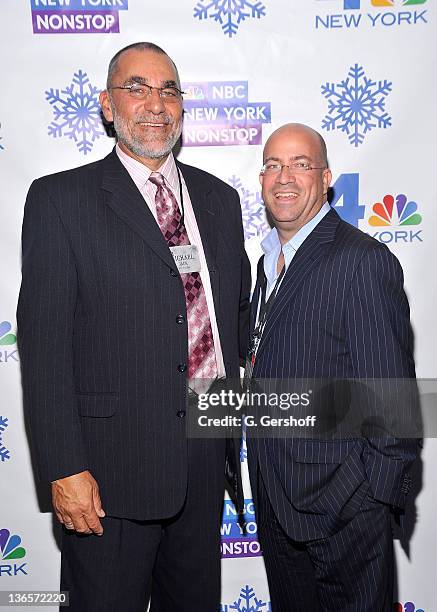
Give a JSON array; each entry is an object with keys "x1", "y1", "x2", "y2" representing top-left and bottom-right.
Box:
[{"x1": 149, "y1": 171, "x2": 217, "y2": 381}]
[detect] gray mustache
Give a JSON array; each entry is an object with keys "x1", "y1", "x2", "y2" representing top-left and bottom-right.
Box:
[{"x1": 135, "y1": 115, "x2": 172, "y2": 125}]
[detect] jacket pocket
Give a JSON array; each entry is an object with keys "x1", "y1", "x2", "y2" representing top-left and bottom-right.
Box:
[{"x1": 76, "y1": 392, "x2": 118, "y2": 417}]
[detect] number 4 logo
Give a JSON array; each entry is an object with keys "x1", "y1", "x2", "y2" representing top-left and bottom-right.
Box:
[
  {"x1": 329, "y1": 173, "x2": 365, "y2": 228},
  {"x1": 344, "y1": 0, "x2": 361, "y2": 8}
]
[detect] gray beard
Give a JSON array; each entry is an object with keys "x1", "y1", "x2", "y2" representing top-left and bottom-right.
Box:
[{"x1": 113, "y1": 112, "x2": 182, "y2": 159}]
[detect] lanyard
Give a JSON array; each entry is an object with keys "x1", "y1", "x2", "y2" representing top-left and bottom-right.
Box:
[
  {"x1": 256, "y1": 265, "x2": 285, "y2": 336},
  {"x1": 244, "y1": 263, "x2": 286, "y2": 387}
]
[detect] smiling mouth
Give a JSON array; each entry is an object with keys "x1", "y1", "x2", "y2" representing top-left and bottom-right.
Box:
[
  {"x1": 274, "y1": 192, "x2": 299, "y2": 199},
  {"x1": 137, "y1": 122, "x2": 166, "y2": 127}
]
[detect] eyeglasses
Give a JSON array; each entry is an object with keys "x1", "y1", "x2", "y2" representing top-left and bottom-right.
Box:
[
  {"x1": 261, "y1": 161, "x2": 326, "y2": 175},
  {"x1": 108, "y1": 83, "x2": 185, "y2": 102}
]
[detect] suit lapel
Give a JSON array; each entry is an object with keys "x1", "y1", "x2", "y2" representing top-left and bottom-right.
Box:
[
  {"x1": 101, "y1": 151, "x2": 221, "y2": 312},
  {"x1": 250, "y1": 256, "x2": 265, "y2": 336},
  {"x1": 178, "y1": 161, "x2": 218, "y2": 267},
  {"x1": 101, "y1": 149, "x2": 175, "y2": 270},
  {"x1": 256, "y1": 209, "x2": 340, "y2": 359}
]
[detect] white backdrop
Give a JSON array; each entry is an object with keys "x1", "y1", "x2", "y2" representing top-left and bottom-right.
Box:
[{"x1": 0, "y1": 1, "x2": 435, "y2": 610}]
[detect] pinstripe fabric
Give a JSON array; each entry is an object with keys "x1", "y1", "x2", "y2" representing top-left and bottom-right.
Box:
[
  {"x1": 246, "y1": 208, "x2": 419, "y2": 609},
  {"x1": 257, "y1": 469, "x2": 394, "y2": 612},
  {"x1": 17, "y1": 148, "x2": 251, "y2": 521}
]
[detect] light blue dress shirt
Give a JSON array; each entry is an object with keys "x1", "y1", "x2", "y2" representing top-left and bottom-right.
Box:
[{"x1": 261, "y1": 202, "x2": 332, "y2": 300}]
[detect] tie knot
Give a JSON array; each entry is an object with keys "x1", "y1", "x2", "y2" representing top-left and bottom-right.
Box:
[{"x1": 149, "y1": 172, "x2": 165, "y2": 187}]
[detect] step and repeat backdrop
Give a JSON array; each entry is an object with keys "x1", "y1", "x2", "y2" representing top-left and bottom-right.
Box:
[{"x1": 1, "y1": 1, "x2": 436, "y2": 610}]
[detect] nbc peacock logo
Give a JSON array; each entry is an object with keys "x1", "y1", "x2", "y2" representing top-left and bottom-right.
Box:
[
  {"x1": 369, "y1": 194, "x2": 422, "y2": 227},
  {"x1": 314, "y1": 0, "x2": 428, "y2": 31},
  {"x1": 0, "y1": 322, "x2": 16, "y2": 346},
  {"x1": 0, "y1": 528, "x2": 28, "y2": 577},
  {"x1": 394, "y1": 603, "x2": 425, "y2": 612},
  {"x1": 371, "y1": 1, "x2": 427, "y2": 6},
  {"x1": 367, "y1": 194, "x2": 423, "y2": 244},
  {"x1": 0, "y1": 321, "x2": 19, "y2": 364},
  {"x1": 0, "y1": 529, "x2": 26, "y2": 561}
]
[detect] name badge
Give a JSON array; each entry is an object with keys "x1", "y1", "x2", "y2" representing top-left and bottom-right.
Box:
[{"x1": 169, "y1": 245, "x2": 201, "y2": 273}]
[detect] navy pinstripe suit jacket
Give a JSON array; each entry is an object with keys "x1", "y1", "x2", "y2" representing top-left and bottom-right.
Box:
[
  {"x1": 247, "y1": 207, "x2": 419, "y2": 541},
  {"x1": 17, "y1": 149, "x2": 251, "y2": 520}
]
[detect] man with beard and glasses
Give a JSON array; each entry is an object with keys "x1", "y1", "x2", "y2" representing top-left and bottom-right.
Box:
[{"x1": 17, "y1": 42, "x2": 251, "y2": 612}]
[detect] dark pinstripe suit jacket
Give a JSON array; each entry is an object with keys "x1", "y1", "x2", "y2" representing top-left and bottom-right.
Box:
[
  {"x1": 247, "y1": 208, "x2": 419, "y2": 541},
  {"x1": 17, "y1": 149, "x2": 251, "y2": 520}
]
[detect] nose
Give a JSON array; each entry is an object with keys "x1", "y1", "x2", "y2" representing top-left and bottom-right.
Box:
[
  {"x1": 143, "y1": 89, "x2": 166, "y2": 114},
  {"x1": 276, "y1": 165, "x2": 296, "y2": 183}
]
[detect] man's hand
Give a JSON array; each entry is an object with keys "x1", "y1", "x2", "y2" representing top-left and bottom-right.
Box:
[{"x1": 51, "y1": 470, "x2": 105, "y2": 535}]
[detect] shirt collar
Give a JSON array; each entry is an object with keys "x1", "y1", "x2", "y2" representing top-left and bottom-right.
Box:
[
  {"x1": 261, "y1": 201, "x2": 331, "y2": 257},
  {"x1": 261, "y1": 202, "x2": 331, "y2": 290},
  {"x1": 116, "y1": 144, "x2": 179, "y2": 194}
]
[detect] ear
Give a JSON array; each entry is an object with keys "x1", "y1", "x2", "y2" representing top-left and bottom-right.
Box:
[
  {"x1": 99, "y1": 90, "x2": 114, "y2": 123},
  {"x1": 322, "y1": 168, "x2": 332, "y2": 196},
  {"x1": 259, "y1": 172, "x2": 264, "y2": 188}
]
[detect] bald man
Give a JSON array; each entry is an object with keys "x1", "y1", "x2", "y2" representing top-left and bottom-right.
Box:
[{"x1": 246, "y1": 124, "x2": 418, "y2": 611}]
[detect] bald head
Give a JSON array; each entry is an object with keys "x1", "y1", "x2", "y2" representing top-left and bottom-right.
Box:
[
  {"x1": 264, "y1": 123, "x2": 328, "y2": 167},
  {"x1": 260, "y1": 122, "x2": 332, "y2": 243}
]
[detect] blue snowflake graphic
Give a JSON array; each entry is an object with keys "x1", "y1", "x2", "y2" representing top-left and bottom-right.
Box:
[
  {"x1": 45, "y1": 70, "x2": 104, "y2": 155},
  {"x1": 194, "y1": 0, "x2": 266, "y2": 38},
  {"x1": 0, "y1": 416, "x2": 8, "y2": 433},
  {"x1": 321, "y1": 64, "x2": 392, "y2": 147},
  {"x1": 222, "y1": 585, "x2": 271, "y2": 612},
  {"x1": 0, "y1": 416, "x2": 10, "y2": 462},
  {"x1": 229, "y1": 176, "x2": 269, "y2": 240}
]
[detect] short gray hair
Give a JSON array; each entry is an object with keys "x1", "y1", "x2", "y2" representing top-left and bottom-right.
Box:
[{"x1": 106, "y1": 42, "x2": 180, "y2": 89}]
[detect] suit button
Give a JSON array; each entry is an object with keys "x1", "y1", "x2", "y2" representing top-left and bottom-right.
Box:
[
  {"x1": 176, "y1": 410, "x2": 186, "y2": 418},
  {"x1": 170, "y1": 269, "x2": 178, "y2": 277},
  {"x1": 178, "y1": 363, "x2": 187, "y2": 373},
  {"x1": 176, "y1": 314, "x2": 185, "y2": 324}
]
